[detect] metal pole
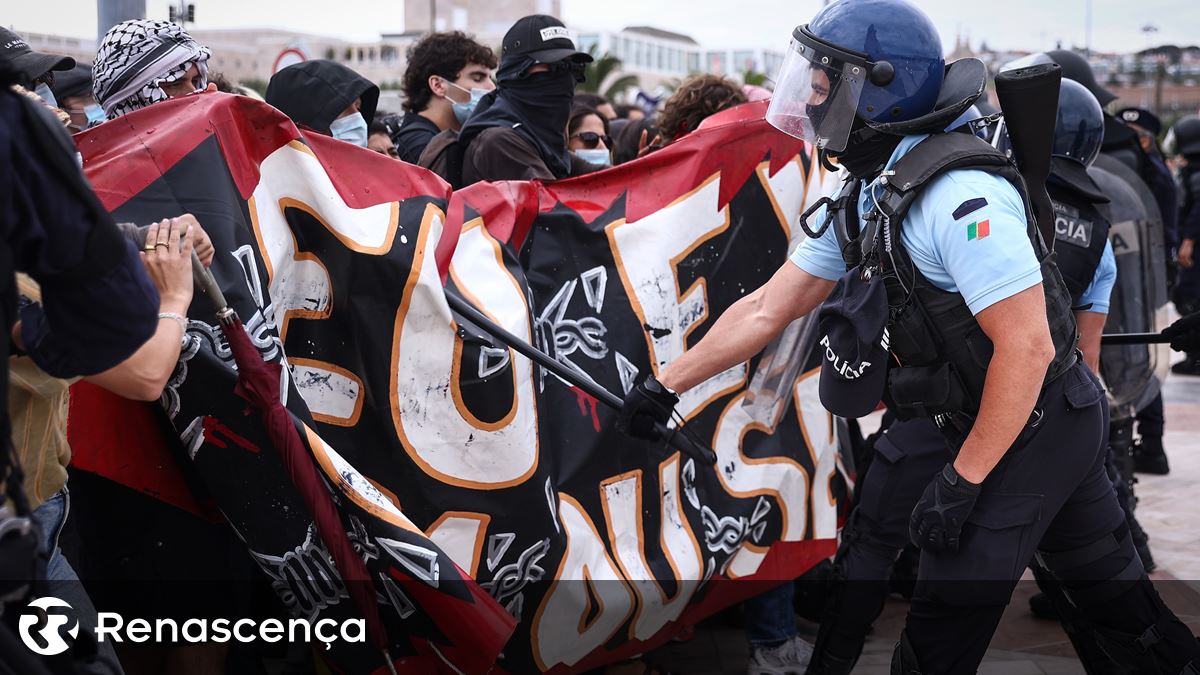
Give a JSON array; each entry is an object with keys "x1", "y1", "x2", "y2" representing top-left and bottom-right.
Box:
[
  {"x1": 1100, "y1": 332, "x2": 1171, "y2": 345},
  {"x1": 444, "y1": 292, "x2": 717, "y2": 465}
]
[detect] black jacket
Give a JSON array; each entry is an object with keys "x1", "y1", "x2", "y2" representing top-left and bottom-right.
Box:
[
  {"x1": 266, "y1": 60, "x2": 378, "y2": 135},
  {"x1": 395, "y1": 112, "x2": 441, "y2": 165}
]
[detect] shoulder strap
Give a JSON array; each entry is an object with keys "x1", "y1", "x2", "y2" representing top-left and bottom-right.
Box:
[{"x1": 870, "y1": 132, "x2": 1050, "y2": 259}]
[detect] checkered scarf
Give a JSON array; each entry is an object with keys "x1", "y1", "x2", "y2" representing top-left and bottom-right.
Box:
[{"x1": 92, "y1": 20, "x2": 211, "y2": 119}]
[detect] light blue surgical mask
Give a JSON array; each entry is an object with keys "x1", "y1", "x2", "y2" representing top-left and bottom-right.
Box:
[
  {"x1": 84, "y1": 104, "x2": 106, "y2": 128},
  {"x1": 329, "y1": 112, "x2": 368, "y2": 147},
  {"x1": 575, "y1": 148, "x2": 612, "y2": 167},
  {"x1": 34, "y1": 82, "x2": 58, "y2": 109},
  {"x1": 445, "y1": 80, "x2": 488, "y2": 125}
]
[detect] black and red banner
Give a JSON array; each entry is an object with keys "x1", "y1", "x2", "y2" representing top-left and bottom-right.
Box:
[{"x1": 68, "y1": 93, "x2": 840, "y2": 674}]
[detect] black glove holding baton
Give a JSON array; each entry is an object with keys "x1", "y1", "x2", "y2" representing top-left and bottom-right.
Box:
[{"x1": 617, "y1": 373, "x2": 681, "y2": 441}]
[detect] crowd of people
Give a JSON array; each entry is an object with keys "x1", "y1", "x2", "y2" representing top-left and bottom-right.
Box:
[{"x1": 3, "y1": 1, "x2": 1200, "y2": 674}]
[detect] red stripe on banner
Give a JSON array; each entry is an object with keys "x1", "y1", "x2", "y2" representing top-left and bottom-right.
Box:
[
  {"x1": 78, "y1": 92, "x2": 452, "y2": 213},
  {"x1": 67, "y1": 382, "x2": 218, "y2": 519},
  {"x1": 447, "y1": 100, "x2": 807, "y2": 254}
]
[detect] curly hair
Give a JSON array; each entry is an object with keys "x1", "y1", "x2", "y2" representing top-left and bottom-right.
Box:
[
  {"x1": 402, "y1": 31, "x2": 497, "y2": 113},
  {"x1": 657, "y1": 74, "x2": 747, "y2": 143}
]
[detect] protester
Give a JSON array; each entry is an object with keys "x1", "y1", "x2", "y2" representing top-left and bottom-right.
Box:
[
  {"x1": 266, "y1": 60, "x2": 378, "y2": 147},
  {"x1": 0, "y1": 26, "x2": 75, "y2": 109},
  {"x1": 656, "y1": 74, "x2": 746, "y2": 145},
  {"x1": 457, "y1": 14, "x2": 593, "y2": 185},
  {"x1": 49, "y1": 63, "x2": 103, "y2": 132},
  {"x1": 613, "y1": 103, "x2": 645, "y2": 121},
  {"x1": 612, "y1": 116, "x2": 659, "y2": 165},
  {"x1": 575, "y1": 91, "x2": 617, "y2": 120},
  {"x1": 567, "y1": 105, "x2": 611, "y2": 169},
  {"x1": 369, "y1": 119, "x2": 400, "y2": 158},
  {"x1": 1, "y1": 64, "x2": 162, "y2": 672},
  {"x1": 397, "y1": 31, "x2": 497, "y2": 163},
  {"x1": 92, "y1": 20, "x2": 212, "y2": 120}
]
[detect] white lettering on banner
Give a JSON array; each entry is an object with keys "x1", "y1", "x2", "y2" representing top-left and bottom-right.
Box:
[
  {"x1": 600, "y1": 454, "x2": 704, "y2": 641},
  {"x1": 607, "y1": 175, "x2": 747, "y2": 421},
  {"x1": 249, "y1": 141, "x2": 401, "y2": 421},
  {"x1": 793, "y1": 368, "x2": 838, "y2": 541},
  {"x1": 392, "y1": 216, "x2": 539, "y2": 488},
  {"x1": 532, "y1": 495, "x2": 635, "y2": 671},
  {"x1": 711, "y1": 391, "x2": 811, "y2": 578},
  {"x1": 425, "y1": 512, "x2": 491, "y2": 577}
]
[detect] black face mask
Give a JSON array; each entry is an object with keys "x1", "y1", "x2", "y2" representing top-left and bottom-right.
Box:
[
  {"x1": 460, "y1": 63, "x2": 577, "y2": 178},
  {"x1": 830, "y1": 118, "x2": 903, "y2": 180}
]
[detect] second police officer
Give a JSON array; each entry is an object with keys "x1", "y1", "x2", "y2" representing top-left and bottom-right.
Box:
[{"x1": 616, "y1": 0, "x2": 1200, "y2": 672}]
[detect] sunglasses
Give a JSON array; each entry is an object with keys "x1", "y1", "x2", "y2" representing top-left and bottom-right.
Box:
[{"x1": 571, "y1": 131, "x2": 612, "y2": 149}]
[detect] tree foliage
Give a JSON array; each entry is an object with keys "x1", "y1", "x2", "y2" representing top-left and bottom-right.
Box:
[{"x1": 580, "y1": 45, "x2": 641, "y2": 100}]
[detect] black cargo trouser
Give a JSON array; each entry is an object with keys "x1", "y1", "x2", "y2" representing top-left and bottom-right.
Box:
[{"x1": 903, "y1": 363, "x2": 1200, "y2": 674}]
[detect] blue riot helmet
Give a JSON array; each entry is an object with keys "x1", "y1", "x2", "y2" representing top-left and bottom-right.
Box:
[
  {"x1": 1053, "y1": 79, "x2": 1104, "y2": 166},
  {"x1": 766, "y1": 0, "x2": 945, "y2": 152}
]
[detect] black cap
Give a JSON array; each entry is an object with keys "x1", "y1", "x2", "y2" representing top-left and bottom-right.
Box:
[
  {"x1": 1117, "y1": 107, "x2": 1162, "y2": 136},
  {"x1": 816, "y1": 272, "x2": 890, "y2": 418},
  {"x1": 501, "y1": 15, "x2": 593, "y2": 65},
  {"x1": 50, "y1": 63, "x2": 92, "y2": 101},
  {"x1": 1046, "y1": 49, "x2": 1117, "y2": 107},
  {"x1": 0, "y1": 27, "x2": 75, "y2": 84}
]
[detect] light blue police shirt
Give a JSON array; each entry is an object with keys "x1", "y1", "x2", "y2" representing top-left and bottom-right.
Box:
[
  {"x1": 1078, "y1": 240, "x2": 1116, "y2": 315},
  {"x1": 791, "y1": 134, "x2": 1043, "y2": 315}
]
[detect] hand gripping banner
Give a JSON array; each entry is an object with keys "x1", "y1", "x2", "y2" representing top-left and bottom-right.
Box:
[{"x1": 67, "y1": 93, "x2": 841, "y2": 673}]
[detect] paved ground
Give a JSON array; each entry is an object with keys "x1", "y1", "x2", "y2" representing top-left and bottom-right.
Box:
[{"x1": 646, "y1": 357, "x2": 1200, "y2": 674}]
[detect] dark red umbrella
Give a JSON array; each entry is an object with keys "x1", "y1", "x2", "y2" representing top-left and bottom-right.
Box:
[{"x1": 194, "y1": 256, "x2": 396, "y2": 672}]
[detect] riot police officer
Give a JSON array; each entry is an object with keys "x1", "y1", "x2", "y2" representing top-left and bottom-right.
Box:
[
  {"x1": 787, "y1": 77, "x2": 1121, "y2": 675},
  {"x1": 1046, "y1": 51, "x2": 1179, "y2": 478},
  {"x1": 1168, "y1": 115, "x2": 1200, "y2": 374},
  {"x1": 618, "y1": 1, "x2": 1200, "y2": 672}
]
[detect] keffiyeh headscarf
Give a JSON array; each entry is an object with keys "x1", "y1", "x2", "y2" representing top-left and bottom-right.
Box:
[{"x1": 92, "y1": 20, "x2": 211, "y2": 119}]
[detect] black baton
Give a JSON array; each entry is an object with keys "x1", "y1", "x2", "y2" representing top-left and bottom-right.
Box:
[
  {"x1": 444, "y1": 291, "x2": 718, "y2": 465},
  {"x1": 1101, "y1": 332, "x2": 1171, "y2": 346}
]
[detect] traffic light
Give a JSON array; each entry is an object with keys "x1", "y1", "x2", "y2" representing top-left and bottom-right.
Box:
[
  {"x1": 186, "y1": 4, "x2": 195, "y2": 23},
  {"x1": 169, "y1": 5, "x2": 177, "y2": 22}
]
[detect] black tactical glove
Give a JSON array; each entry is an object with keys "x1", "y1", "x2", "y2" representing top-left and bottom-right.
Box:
[
  {"x1": 1162, "y1": 311, "x2": 1200, "y2": 353},
  {"x1": 617, "y1": 373, "x2": 679, "y2": 441},
  {"x1": 909, "y1": 463, "x2": 982, "y2": 554}
]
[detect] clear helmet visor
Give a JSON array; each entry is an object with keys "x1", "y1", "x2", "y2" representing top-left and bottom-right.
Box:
[{"x1": 766, "y1": 37, "x2": 867, "y2": 152}]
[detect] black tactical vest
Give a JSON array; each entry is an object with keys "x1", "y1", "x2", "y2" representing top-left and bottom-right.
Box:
[
  {"x1": 1047, "y1": 164, "x2": 1111, "y2": 307},
  {"x1": 1184, "y1": 165, "x2": 1200, "y2": 223},
  {"x1": 828, "y1": 133, "x2": 1079, "y2": 423}
]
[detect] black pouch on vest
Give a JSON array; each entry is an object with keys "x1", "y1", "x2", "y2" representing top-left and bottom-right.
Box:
[
  {"x1": 886, "y1": 302, "x2": 940, "y2": 364},
  {"x1": 886, "y1": 362, "x2": 969, "y2": 419}
]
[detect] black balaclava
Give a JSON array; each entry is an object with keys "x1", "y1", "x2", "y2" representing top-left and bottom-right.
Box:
[
  {"x1": 459, "y1": 54, "x2": 577, "y2": 177},
  {"x1": 830, "y1": 117, "x2": 903, "y2": 180}
]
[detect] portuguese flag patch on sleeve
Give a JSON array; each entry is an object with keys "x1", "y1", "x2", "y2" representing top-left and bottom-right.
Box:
[{"x1": 966, "y1": 219, "x2": 990, "y2": 241}]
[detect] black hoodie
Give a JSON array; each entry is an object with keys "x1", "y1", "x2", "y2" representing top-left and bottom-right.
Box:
[{"x1": 266, "y1": 60, "x2": 379, "y2": 135}]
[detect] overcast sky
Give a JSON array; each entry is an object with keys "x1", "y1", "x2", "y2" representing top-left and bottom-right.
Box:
[{"x1": 7, "y1": 0, "x2": 1198, "y2": 54}]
